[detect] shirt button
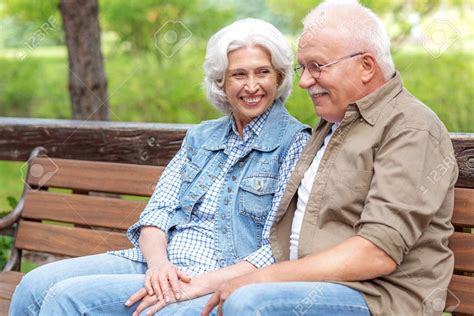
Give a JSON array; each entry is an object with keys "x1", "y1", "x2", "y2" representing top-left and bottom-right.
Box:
[
  {"x1": 360, "y1": 118, "x2": 363, "y2": 122},
  {"x1": 239, "y1": 161, "x2": 244, "y2": 167},
  {"x1": 227, "y1": 187, "x2": 232, "y2": 193}
]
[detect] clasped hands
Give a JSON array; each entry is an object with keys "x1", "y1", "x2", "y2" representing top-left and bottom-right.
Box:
[
  {"x1": 125, "y1": 259, "x2": 199, "y2": 316},
  {"x1": 124, "y1": 259, "x2": 249, "y2": 316}
]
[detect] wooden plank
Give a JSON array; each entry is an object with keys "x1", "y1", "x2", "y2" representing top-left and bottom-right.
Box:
[
  {"x1": 449, "y1": 232, "x2": 474, "y2": 273},
  {"x1": 15, "y1": 221, "x2": 131, "y2": 257},
  {"x1": 0, "y1": 119, "x2": 472, "y2": 183},
  {"x1": 0, "y1": 117, "x2": 189, "y2": 166},
  {"x1": 452, "y1": 134, "x2": 474, "y2": 189},
  {"x1": 453, "y1": 188, "x2": 474, "y2": 228},
  {"x1": 0, "y1": 298, "x2": 12, "y2": 315},
  {"x1": 27, "y1": 158, "x2": 163, "y2": 196},
  {"x1": 23, "y1": 191, "x2": 144, "y2": 230},
  {"x1": 0, "y1": 271, "x2": 23, "y2": 300},
  {"x1": 447, "y1": 274, "x2": 474, "y2": 314}
]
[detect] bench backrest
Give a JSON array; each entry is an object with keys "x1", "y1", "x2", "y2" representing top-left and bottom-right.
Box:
[
  {"x1": 15, "y1": 156, "x2": 161, "y2": 257},
  {"x1": 448, "y1": 187, "x2": 474, "y2": 314},
  {"x1": 12, "y1": 147, "x2": 474, "y2": 314}
]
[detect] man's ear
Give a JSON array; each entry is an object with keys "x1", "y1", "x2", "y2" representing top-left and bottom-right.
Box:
[{"x1": 360, "y1": 53, "x2": 377, "y2": 84}]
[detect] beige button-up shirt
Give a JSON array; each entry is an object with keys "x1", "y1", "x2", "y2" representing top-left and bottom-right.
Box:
[{"x1": 270, "y1": 72, "x2": 458, "y2": 316}]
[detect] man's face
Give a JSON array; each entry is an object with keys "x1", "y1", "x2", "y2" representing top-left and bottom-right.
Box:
[{"x1": 297, "y1": 30, "x2": 364, "y2": 123}]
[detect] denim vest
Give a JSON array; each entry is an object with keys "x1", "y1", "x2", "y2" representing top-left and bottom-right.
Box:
[{"x1": 167, "y1": 100, "x2": 308, "y2": 267}]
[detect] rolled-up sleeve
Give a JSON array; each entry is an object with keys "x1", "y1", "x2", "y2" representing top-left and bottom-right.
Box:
[
  {"x1": 356, "y1": 127, "x2": 457, "y2": 264},
  {"x1": 245, "y1": 130, "x2": 311, "y2": 267},
  {"x1": 127, "y1": 138, "x2": 188, "y2": 247}
]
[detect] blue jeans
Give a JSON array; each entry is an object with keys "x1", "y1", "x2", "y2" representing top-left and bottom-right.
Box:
[
  {"x1": 9, "y1": 254, "x2": 216, "y2": 316},
  {"x1": 224, "y1": 282, "x2": 370, "y2": 316}
]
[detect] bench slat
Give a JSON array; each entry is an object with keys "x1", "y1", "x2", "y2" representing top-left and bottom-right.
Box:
[
  {"x1": 0, "y1": 272, "x2": 23, "y2": 300},
  {"x1": 449, "y1": 232, "x2": 474, "y2": 273},
  {"x1": 452, "y1": 188, "x2": 474, "y2": 228},
  {"x1": 447, "y1": 274, "x2": 474, "y2": 314},
  {"x1": 23, "y1": 191, "x2": 145, "y2": 230},
  {"x1": 27, "y1": 158, "x2": 163, "y2": 196},
  {"x1": 15, "y1": 221, "x2": 132, "y2": 257},
  {"x1": 0, "y1": 298, "x2": 12, "y2": 315}
]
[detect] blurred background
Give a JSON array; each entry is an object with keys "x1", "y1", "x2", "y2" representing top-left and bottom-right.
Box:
[{"x1": 0, "y1": 0, "x2": 473, "y2": 265}]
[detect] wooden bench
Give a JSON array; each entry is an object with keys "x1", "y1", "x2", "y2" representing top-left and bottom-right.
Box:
[
  {"x1": 0, "y1": 147, "x2": 164, "y2": 314},
  {"x1": 0, "y1": 136, "x2": 473, "y2": 315}
]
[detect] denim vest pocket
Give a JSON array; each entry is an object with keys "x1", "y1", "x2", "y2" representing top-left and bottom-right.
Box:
[
  {"x1": 239, "y1": 176, "x2": 278, "y2": 223},
  {"x1": 179, "y1": 162, "x2": 201, "y2": 194}
]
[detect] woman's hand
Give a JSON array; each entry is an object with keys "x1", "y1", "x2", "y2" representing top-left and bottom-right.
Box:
[{"x1": 144, "y1": 259, "x2": 191, "y2": 302}]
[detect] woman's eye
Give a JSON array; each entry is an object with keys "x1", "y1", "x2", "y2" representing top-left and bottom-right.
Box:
[{"x1": 232, "y1": 72, "x2": 245, "y2": 78}]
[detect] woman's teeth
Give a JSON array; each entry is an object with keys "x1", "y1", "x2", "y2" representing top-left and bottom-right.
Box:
[{"x1": 242, "y1": 96, "x2": 262, "y2": 104}]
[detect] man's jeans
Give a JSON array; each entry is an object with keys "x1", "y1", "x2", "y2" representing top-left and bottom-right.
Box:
[
  {"x1": 9, "y1": 253, "x2": 214, "y2": 316},
  {"x1": 224, "y1": 282, "x2": 370, "y2": 316}
]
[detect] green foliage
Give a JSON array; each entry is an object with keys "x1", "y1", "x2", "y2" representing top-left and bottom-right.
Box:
[
  {"x1": 0, "y1": 236, "x2": 13, "y2": 269},
  {"x1": 99, "y1": 0, "x2": 235, "y2": 53},
  {"x1": 0, "y1": 49, "x2": 471, "y2": 132},
  {"x1": 7, "y1": 196, "x2": 17, "y2": 209}
]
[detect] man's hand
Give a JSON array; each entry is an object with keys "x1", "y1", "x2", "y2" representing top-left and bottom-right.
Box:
[
  {"x1": 127, "y1": 278, "x2": 213, "y2": 315},
  {"x1": 201, "y1": 275, "x2": 254, "y2": 316},
  {"x1": 143, "y1": 259, "x2": 191, "y2": 302}
]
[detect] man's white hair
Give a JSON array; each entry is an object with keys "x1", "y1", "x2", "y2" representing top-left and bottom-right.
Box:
[
  {"x1": 302, "y1": 0, "x2": 395, "y2": 80},
  {"x1": 204, "y1": 18, "x2": 294, "y2": 114}
]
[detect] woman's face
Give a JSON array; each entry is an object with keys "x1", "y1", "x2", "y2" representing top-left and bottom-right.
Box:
[{"x1": 224, "y1": 45, "x2": 279, "y2": 135}]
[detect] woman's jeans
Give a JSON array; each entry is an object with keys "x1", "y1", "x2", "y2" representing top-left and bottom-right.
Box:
[
  {"x1": 9, "y1": 254, "x2": 214, "y2": 316},
  {"x1": 224, "y1": 282, "x2": 370, "y2": 316}
]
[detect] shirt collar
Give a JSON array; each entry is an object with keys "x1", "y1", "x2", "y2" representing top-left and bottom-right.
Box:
[
  {"x1": 229, "y1": 107, "x2": 269, "y2": 141},
  {"x1": 351, "y1": 71, "x2": 403, "y2": 126},
  {"x1": 202, "y1": 99, "x2": 293, "y2": 152}
]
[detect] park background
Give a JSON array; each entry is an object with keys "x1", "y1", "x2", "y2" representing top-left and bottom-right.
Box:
[{"x1": 0, "y1": 0, "x2": 473, "y2": 269}]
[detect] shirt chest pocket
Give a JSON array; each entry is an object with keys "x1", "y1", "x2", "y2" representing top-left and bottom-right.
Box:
[{"x1": 239, "y1": 176, "x2": 278, "y2": 223}]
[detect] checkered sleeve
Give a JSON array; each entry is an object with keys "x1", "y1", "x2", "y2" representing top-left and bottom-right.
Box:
[
  {"x1": 127, "y1": 138, "x2": 187, "y2": 247},
  {"x1": 245, "y1": 130, "x2": 311, "y2": 267}
]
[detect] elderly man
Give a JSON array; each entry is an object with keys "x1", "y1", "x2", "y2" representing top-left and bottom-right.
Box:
[{"x1": 202, "y1": 1, "x2": 458, "y2": 316}]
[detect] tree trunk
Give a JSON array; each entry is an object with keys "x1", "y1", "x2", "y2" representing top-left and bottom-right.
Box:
[{"x1": 59, "y1": 0, "x2": 109, "y2": 120}]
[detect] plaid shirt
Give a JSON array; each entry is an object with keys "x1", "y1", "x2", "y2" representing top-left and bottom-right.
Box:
[{"x1": 111, "y1": 110, "x2": 310, "y2": 277}]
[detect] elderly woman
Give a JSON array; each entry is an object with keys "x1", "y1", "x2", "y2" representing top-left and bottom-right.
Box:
[{"x1": 10, "y1": 18, "x2": 310, "y2": 316}]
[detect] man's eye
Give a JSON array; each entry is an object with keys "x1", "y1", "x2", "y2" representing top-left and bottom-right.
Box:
[{"x1": 232, "y1": 73, "x2": 245, "y2": 78}]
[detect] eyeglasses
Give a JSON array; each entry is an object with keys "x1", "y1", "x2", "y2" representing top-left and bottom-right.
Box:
[{"x1": 294, "y1": 52, "x2": 364, "y2": 79}]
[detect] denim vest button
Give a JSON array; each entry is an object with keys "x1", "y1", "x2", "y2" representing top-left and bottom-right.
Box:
[
  {"x1": 239, "y1": 161, "x2": 244, "y2": 167},
  {"x1": 221, "y1": 213, "x2": 226, "y2": 220},
  {"x1": 232, "y1": 176, "x2": 237, "y2": 181},
  {"x1": 227, "y1": 187, "x2": 232, "y2": 193},
  {"x1": 224, "y1": 199, "x2": 229, "y2": 205},
  {"x1": 256, "y1": 180, "x2": 262, "y2": 191},
  {"x1": 222, "y1": 227, "x2": 227, "y2": 234}
]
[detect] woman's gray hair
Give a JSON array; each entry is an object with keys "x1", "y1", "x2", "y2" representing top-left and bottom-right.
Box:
[
  {"x1": 302, "y1": 0, "x2": 395, "y2": 81},
  {"x1": 204, "y1": 18, "x2": 294, "y2": 114}
]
